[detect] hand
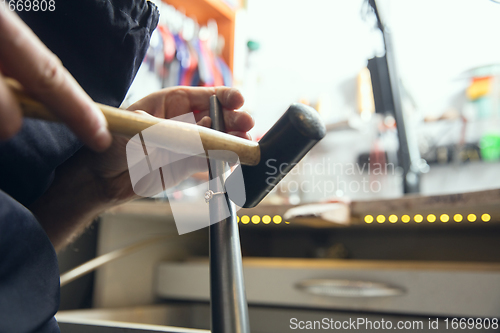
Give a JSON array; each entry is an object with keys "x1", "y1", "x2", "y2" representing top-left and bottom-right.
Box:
[
  {"x1": 31, "y1": 86, "x2": 254, "y2": 250},
  {"x1": 0, "y1": 8, "x2": 111, "y2": 151},
  {"x1": 84, "y1": 86, "x2": 253, "y2": 203}
]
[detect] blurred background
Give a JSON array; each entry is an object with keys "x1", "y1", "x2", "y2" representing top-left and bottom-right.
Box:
[
  {"x1": 124, "y1": 0, "x2": 500, "y2": 204},
  {"x1": 57, "y1": 1, "x2": 500, "y2": 332}
]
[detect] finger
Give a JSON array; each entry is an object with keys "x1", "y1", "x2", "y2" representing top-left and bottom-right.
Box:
[
  {"x1": 227, "y1": 131, "x2": 252, "y2": 140},
  {"x1": 0, "y1": 10, "x2": 111, "y2": 151},
  {"x1": 215, "y1": 87, "x2": 245, "y2": 110},
  {"x1": 194, "y1": 109, "x2": 254, "y2": 133},
  {"x1": 163, "y1": 86, "x2": 244, "y2": 118},
  {"x1": 135, "y1": 107, "x2": 250, "y2": 135},
  {"x1": 0, "y1": 74, "x2": 22, "y2": 140},
  {"x1": 129, "y1": 86, "x2": 244, "y2": 122},
  {"x1": 197, "y1": 116, "x2": 211, "y2": 128},
  {"x1": 179, "y1": 86, "x2": 244, "y2": 111}
]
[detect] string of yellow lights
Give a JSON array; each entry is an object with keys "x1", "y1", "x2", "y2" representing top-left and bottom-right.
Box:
[{"x1": 364, "y1": 213, "x2": 491, "y2": 224}]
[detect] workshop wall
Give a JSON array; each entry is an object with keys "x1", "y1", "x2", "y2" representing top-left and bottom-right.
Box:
[
  {"x1": 240, "y1": 0, "x2": 500, "y2": 131},
  {"x1": 233, "y1": 0, "x2": 500, "y2": 202}
]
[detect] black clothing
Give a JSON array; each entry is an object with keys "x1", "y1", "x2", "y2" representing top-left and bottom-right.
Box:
[{"x1": 0, "y1": 1, "x2": 158, "y2": 331}]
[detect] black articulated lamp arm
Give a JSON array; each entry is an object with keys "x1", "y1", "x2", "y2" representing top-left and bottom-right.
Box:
[{"x1": 367, "y1": 0, "x2": 422, "y2": 194}]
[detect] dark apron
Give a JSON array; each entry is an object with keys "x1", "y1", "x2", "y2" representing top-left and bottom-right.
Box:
[{"x1": 0, "y1": 1, "x2": 158, "y2": 331}]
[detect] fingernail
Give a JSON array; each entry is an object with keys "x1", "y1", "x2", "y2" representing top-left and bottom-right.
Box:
[{"x1": 226, "y1": 89, "x2": 234, "y2": 104}]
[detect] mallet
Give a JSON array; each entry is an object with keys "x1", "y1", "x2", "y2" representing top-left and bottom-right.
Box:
[
  {"x1": 9, "y1": 80, "x2": 326, "y2": 208},
  {"x1": 229, "y1": 101, "x2": 326, "y2": 208}
]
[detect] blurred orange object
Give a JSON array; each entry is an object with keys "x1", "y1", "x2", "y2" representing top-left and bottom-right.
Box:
[{"x1": 466, "y1": 76, "x2": 492, "y2": 100}]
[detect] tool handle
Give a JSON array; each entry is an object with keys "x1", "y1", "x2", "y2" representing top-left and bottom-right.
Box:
[{"x1": 8, "y1": 79, "x2": 260, "y2": 166}]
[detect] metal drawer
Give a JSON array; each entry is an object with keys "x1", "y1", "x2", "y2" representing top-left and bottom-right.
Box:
[{"x1": 156, "y1": 258, "x2": 500, "y2": 317}]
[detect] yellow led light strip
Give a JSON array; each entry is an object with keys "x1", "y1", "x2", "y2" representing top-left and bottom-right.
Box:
[
  {"x1": 364, "y1": 213, "x2": 491, "y2": 224},
  {"x1": 237, "y1": 215, "x2": 289, "y2": 225}
]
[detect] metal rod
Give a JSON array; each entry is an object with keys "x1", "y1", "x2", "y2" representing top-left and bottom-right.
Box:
[{"x1": 208, "y1": 95, "x2": 250, "y2": 333}]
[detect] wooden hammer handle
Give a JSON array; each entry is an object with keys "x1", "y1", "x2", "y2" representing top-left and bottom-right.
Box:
[{"x1": 8, "y1": 79, "x2": 261, "y2": 166}]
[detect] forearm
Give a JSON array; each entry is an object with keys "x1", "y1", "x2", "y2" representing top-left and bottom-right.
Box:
[{"x1": 30, "y1": 153, "x2": 120, "y2": 252}]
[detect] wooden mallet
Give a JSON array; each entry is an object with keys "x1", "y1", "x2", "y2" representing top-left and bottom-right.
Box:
[{"x1": 9, "y1": 80, "x2": 326, "y2": 208}]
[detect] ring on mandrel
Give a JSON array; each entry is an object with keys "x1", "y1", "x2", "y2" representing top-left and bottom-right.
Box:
[{"x1": 204, "y1": 190, "x2": 225, "y2": 203}]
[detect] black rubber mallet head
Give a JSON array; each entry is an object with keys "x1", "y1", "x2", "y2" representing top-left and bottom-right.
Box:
[{"x1": 226, "y1": 103, "x2": 326, "y2": 208}]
